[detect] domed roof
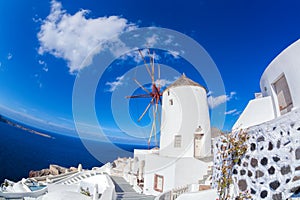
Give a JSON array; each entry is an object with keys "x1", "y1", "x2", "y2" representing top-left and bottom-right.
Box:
[{"x1": 165, "y1": 73, "x2": 206, "y2": 90}]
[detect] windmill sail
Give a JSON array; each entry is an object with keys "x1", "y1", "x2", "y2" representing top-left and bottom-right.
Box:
[{"x1": 126, "y1": 49, "x2": 163, "y2": 147}]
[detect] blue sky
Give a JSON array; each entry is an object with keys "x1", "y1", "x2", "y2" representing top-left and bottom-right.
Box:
[{"x1": 0, "y1": 0, "x2": 299, "y2": 143}]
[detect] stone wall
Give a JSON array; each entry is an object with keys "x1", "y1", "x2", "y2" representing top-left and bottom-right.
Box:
[{"x1": 213, "y1": 109, "x2": 300, "y2": 199}]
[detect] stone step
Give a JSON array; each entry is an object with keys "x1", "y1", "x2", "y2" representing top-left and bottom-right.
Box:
[
  {"x1": 203, "y1": 175, "x2": 209, "y2": 180},
  {"x1": 111, "y1": 176, "x2": 155, "y2": 200},
  {"x1": 117, "y1": 192, "x2": 155, "y2": 200}
]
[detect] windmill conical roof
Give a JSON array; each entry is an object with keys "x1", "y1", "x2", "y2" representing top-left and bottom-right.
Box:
[{"x1": 165, "y1": 73, "x2": 205, "y2": 90}]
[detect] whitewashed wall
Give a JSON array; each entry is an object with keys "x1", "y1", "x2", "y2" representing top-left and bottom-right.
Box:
[
  {"x1": 214, "y1": 108, "x2": 300, "y2": 199},
  {"x1": 160, "y1": 85, "x2": 211, "y2": 158},
  {"x1": 260, "y1": 39, "x2": 300, "y2": 118},
  {"x1": 143, "y1": 154, "x2": 176, "y2": 196},
  {"x1": 233, "y1": 39, "x2": 300, "y2": 131},
  {"x1": 143, "y1": 154, "x2": 210, "y2": 196},
  {"x1": 232, "y1": 96, "x2": 275, "y2": 130}
]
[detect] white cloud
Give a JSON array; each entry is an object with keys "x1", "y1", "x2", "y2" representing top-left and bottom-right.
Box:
[
  {"x1": 106, "y1": 75, "x2": 125, "y2": 92},
  {"x1": 207, "y1": 95, "x2": 228, "y2": 109},
  {"x1": 43, "y1": 66, "x2": 49, "y2": 72},
  {"x1": 33, "y1": 73, "x2": 43, "y2": 88},
  {"x1": 164, "y1": 35, "x2": 173, "y2": 45},
  {"x1": 168, "y1": 50, "x2": 180, "y2": 59},
  {"x1": 32, "y1": 14, "x2": 42, "y2": 23},
  {"x1": 37, "y1": 0, "x2": 136, "y2": 74},
  {"x1": 155, "y1": 79, "x2": 173, "y2": 87},
  {"x1": 120, "y1": 49, "x2": 147, "y2": 63},
  {"x1": 146, "y1": 34, "x2": 159, "y2": 46},
  {"x1": 38, "y1": 60, "x2": 49, "y2": 72},
  {"x1": 230, "y1": 91, "x2": 237, "y2": 97},
  {"x1": 120, "y1": 49, "x2": 161, "y2": 65},
  {"x1": 38, "y1": 60, "x2": 45, "y2": 65},
  {"x1": 207, "y1": 91, "x2": 213, "y2": 96},
  {"x1": 233, "y1": 111, "x2": 241, "y2": 116},
  {"x1": 207, "y1": 91, "x2": 236, "y2": 109},
  {"x1": 224, "y1": 109, "x2": 237, "y2": 115},
  {"x1": 7, "y1": 53, "x2": 13, "y2": 60}
]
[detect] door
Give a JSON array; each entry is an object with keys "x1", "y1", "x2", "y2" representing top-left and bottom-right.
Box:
[
  {"x1": 194, "y1": 134, "x2": 202, "y2": 158},
  {"x1": 273, "y1": 74, "x2": 293, "y2": 115}
]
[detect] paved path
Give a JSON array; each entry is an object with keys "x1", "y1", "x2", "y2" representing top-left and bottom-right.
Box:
[{"x1": 110, "y1": 176, "x2": 155, "y2": 200}]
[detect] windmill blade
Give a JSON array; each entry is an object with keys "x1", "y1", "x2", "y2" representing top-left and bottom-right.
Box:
[
  {"x1": 152, "y1": 51, "x2": 156, "y2": 84},
  {"x1": 153, "y1": 102, "x2": 157, "y2": 146},
  {"x1": 148, "y1": 123, "x2": 155, "y2": 148},
  {"x1": 138, "y1": 49, "x2": 152, "y2": 80},
  {"x1": 153, "y1": 84, "x2": 162, "y2": 100},
  {"x1": 157, "y1": 102, "x2": 161, "y2": 131},
  {"x1": 126, "y1": 94, "x2": 151, "y2": 99},
  {"x1": 138, "y1": 97, "x2": 155, "y2": 122},
  {"x1": 133, "y1": 78, "x2": 151, "y2": 94},
  {"x1": 148, "y1": 49, "x2": 155, "y2": 84},
  {"x1": 148, "y1": 105, "x2": 156, "y2": 146},
  {"x1": 157, "y1": 63, "x2": 161, "y2": 87}
]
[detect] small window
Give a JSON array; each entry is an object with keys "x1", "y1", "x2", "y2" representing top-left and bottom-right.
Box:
[
  {"x1": 167, "y1": 90, "x2": 170, "y2": 96},
  {"x1": 174, "y1": 135, "x2": 182, "y2": 148},
  {"x1": 169, "y1": 99, "x2": 173, "y2": 106},
  {"x1": 154, "y1": 174, "x2": 164, "y2": 192}
]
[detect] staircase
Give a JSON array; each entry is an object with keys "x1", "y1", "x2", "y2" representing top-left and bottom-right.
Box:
[
  {"x1": 110, "y1": 176, "x2": 155, "y2": 200},
  {"x1": 116, "y1": 192, "x2": 155, "y2": 200},
  {"x1": 198, "y1": 165, "x2": 213, "y2": 185}
]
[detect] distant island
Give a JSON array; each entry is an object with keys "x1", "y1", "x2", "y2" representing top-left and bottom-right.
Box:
[{"x1": 0, "y1": 115, "x2": 53, "y2": 139}]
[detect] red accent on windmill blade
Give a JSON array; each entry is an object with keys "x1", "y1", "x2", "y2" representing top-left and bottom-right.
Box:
[{"x1": 126, "y1": 49, "x2": 165, "y2": 147}]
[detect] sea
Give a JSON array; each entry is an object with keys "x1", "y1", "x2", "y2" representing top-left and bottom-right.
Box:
[{"x1": 0, "y1": 122, "x2": 139, "y2": 184}]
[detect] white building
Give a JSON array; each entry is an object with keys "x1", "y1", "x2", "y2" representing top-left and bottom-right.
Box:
[
  {"x1": 0, "y1": 164, "x2": 116, "y2": 200},
  {"x1": 133, "y1": 74, "x2": 213, "y2": 196},
  {"x1": 220, "y1": 39, "x2": 300, "y2": 200},
  {"x1": 233, "y1": 39, "x2": 300, "y2": 130},
  {"x1": 160, "y1": 73, "x2": 211, "y2": 158}
]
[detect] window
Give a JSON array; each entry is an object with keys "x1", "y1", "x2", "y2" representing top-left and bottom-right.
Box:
[
  {"x1": 273, "y1": 74, "x2": 293, "y2": 115},
  {"x1": 167, "y1": 90, "x2": 170, "y2": 96},
  {"x1": 154, "y1": 174, "x2": 164, "y2": 192},
  {"x1": 174, "y1": 135, "x2": 182, "y2": 148},
  {"x1": 169, "y1": 99, "x2": 173, "y2": 106}
]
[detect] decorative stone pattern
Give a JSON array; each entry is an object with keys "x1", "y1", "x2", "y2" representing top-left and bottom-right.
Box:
[{"x1": 213, "y1": 109, "x2": 300, "y2": 199}]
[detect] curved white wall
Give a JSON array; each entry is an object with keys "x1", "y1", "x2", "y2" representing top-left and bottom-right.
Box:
[
  {"x1": 260, "y1": 39, "x2": 300, "y2": 117},
  {"x1": 160, "y1": 85, "x2": 211, "y2": 158},
  {"x1": 232, "y1": 96, "x2": 275, "y2": 130},
  {"x1": 232, "y1": 39, "x2": 300, "y2": 131}
]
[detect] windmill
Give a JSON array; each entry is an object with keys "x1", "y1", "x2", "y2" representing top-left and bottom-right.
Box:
[{"x1": 126, "y1": 49, "x2": 163, "y2": 147}]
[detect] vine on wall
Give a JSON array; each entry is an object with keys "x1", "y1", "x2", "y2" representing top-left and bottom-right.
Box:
[{"x1": 217, "y1": 130, "x2": 251, "y2": 200}]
